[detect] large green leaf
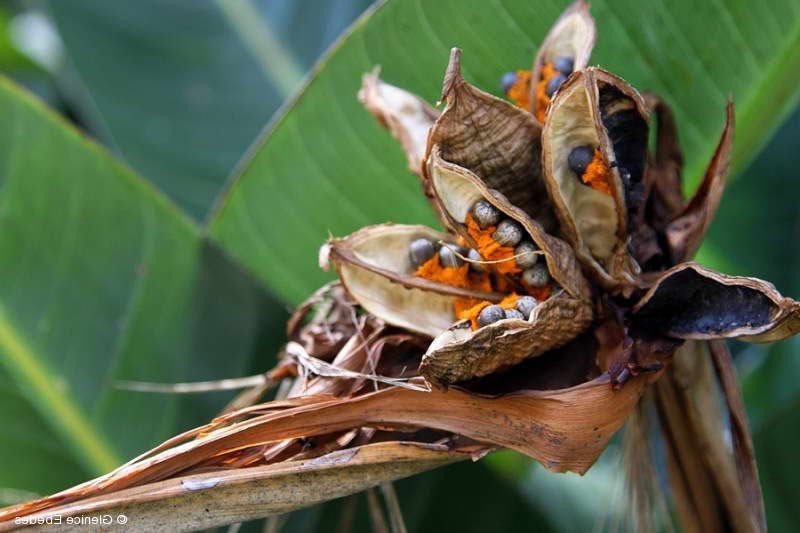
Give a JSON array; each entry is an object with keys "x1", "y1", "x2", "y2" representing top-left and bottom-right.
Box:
[
  {"x1": 0, "y1": 78, "x2": 286, "y2": 502},
  {"x1": 208, "y1": 0, "x2": 800, "y2": 305},
  {"x1": 46, "y1": 0, "x2": 372, "y2": 219}
]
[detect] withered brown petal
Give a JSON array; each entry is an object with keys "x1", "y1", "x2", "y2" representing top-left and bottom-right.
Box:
[
  {"x1": 632, "y1": 262, "x2": 800, "y2": 342},
  {"x1": 541, "y1": 68, "x2": 648, "y2": 290},
  {"x1": 642, "y1": 93, "x2": 686, "y2": 230},
  {"x1": 529, "y1": 0, "x2": 596, "y2": 120},
  {"x1": 666, "y1": 101, "x2": 734, "y2": 263},
  {"x1": 358, "y1": 68, "x2": 439, "y2": 179},
  {"x1": 425, "y1": 48, "x2": 556, "y2": 230},
  {"x1": 323, "y1": 224, "x2": 503, "y2": 338}
]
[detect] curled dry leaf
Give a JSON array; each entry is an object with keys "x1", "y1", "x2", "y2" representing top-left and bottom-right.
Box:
[
  {"x1": 530, "y1": 0, "x2": 596, "y2": 122},
  {"x1": 542, "y1": 67, "x2": 649, "y2": 290},
  {"x1": 427, "y1": 48, "x2": 556, "y2": 230},
  {"x1": 358, "y1": 68, "x2": 439, "y2": 180},
  {"x1": 633, "y1": 263, "x2": 800, "y2": 342},
  {"x1": 324, "y1": 223, "x2": 503, "y2": 337},
  {"x1": 421, "y1": 148, "x2": 593, "y2": 387},
  {"x1": 666, "y1": 101, "x2": 734, "y2": 263}
]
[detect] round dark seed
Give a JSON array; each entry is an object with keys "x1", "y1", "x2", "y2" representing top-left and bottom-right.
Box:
[
  {"x1": 439, "y1": 245, "x2": 464, "y2": 268},
  {"x1": 477, "y1": 305, "x2": 505, "y2": 328},
  {"x1": 409, "y1": 238, "x2": 436, "y2": 268},
  {"x1": 522, "y1": 263, "x2": 550, "y2": 288},
  {"x1": 554, "y1": 56, "x2": 574, "y2": 76},
  {"x1": 567, "y1": 145, "x2": 595, "y2": 177},
  {"x1": 492, "y1": 219, "x2": 523, "y2": 247},
  {"x1": 501, "y1": 71, "x2": 518, "y2": 94},
  {"x1": 545, "y1": 73, "x2": 567, "y2": 97},
  {"x1": 515, "y1": 241, "x2": 539, "y2": 269},
  {"x1": 472, "y1": 200, "x2": 502, "y2": 229},
  {"x1": 504, "y1": 308, "x2": 525, "y2": 320},
  {"x1": 468, "y1": 248, "x2": 484, "y2": 272},
  {"x1": 516, "y1": 296, "x2": 538, "y2": 319}
]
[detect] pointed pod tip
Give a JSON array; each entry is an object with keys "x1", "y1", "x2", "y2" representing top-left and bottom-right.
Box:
[{"x1": 442, "y1": 48, "x2": 463, "y2": 101}]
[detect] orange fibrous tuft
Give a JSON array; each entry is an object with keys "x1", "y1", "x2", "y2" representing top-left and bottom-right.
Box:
[
  {"x1": 413, "y1": 254, "x2": 493, "y2": 292},
  {"x1": 506, "y1": 70, "x2": 532, "y2": 110},
  {"x1": 465, "y1": 213, "x2": 521, "y2": 275},
  {"x1": 582, "y1": 148, "x2": 612, "y2": 196},
  {"x1": 534, "y1": 63, "x2": 557, "y2": 122}
]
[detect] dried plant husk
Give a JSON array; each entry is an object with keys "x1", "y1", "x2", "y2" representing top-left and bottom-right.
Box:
[
  {"x1": 632, "y1": 262, "x2": 800, "y2": 342},
  {"x1": 323, "y1": 223, "x2": 503, "y2": 338},
  {"x1": 420, "y1": 148, "x2": 593, "y2": 387},
  {"x1": 529, "y1": 0, "x2": 596, "y2": 122},
  {"x1": 666, "y1": 101, "x2": 734, "y2": 263},
  {"x1": 541, "y1": 67, "x2": 649, "y2": 290},
  {"x1": 358, "y1": 68, "x2": 439, "y2": 180},
  {"x1": 426, "y1": 48, "x2": 556, "y2": 230}
]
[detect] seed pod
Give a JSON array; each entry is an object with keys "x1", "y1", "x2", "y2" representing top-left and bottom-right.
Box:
[
  {"x1": 492, "y1": 219, "x2": 523, "y2": 247},
  {"x1": 530, "y1": 0, "x2": 596, "y2": 123},
  {"x1": 516, "y1": 296, "x2": 538, "y2": 319},
  {"x1": 439, "y1": 245, "x2": 464, "y2": 268},
  {"x1": 409, "y1": 238, "x2": 436, "y2": 268},
  {"x1": 419, "y1": 147, "x2": 594, "y2": 388},
  {"x1": 515, "y1": 241, "x2": 539, "y2": 269},
  {"x1": 478, "y1": 305, "x2": 505, "y2": 327},
  {"x1": 325, "y1": 224, "x2": 502, "y2": 338},
  {"x1": 427, "y1": 48, "x2": 556, "y2": 230},
  {"x1": 541, "y1": 67, "x2": 649, "y2": 291},
  {"x1": 504, "y1": 308, "x2": 526, "y2": 320},
  {"x1": 633, "y1": 263, "x2": 800, "y2": 343},
  {"x1": 472, "y1": 200, "x2": 502, "y2": 229},
  {"x1": 522, "y1": 263, "x2": 551, "y2": 289}
]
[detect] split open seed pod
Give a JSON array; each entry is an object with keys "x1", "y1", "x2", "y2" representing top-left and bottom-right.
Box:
[
  {"x1": 419, "y1": 148, "x2": 594, "y2": 388},
  {"x1": 632, "y1": 263, "x2": 800, "y2": 342},
  {"x1": 530, "y1": 0, "x2": 596, "y2": 123},
  {"x1": 428, "y1": 48, "x2": 556, "y2": 230},
  {"x1": 542, "y1": 67, "x2": 649, "y2": 291},
  {"x1": 323, "y1": 224, "x2": 502, "y2": 338},
  {"x1": 358, "y1": 68, "x2": 439, "y2": 180}
]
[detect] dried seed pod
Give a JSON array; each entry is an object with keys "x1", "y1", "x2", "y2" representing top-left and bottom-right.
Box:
[
  {"x1": 324, "y1": 224, "x2": 502, "y2": 338},
  {"x1": 516, "y1": 295, "x2": 538, "y2": 319},
  {"x1": 515, "y1": 241, "x2": 539, "y2": 269},
  {"x1": 427, "y1": 48, "x2": 556, "y2": 230},
  {"x1": 358, "y1": 68, "x2": 439, "y2": 178},
  {"x1": 632, "y1": 263, "x2": 800, "y2": 343},
  {"x1": 418, "y1": 148, "x2": 594, "y2": 388},
  {"x1": 542, "y1": 67, "x2": 649, "y2": 291},
  {"x1": 530, "y1": 0, "x2": 596, "y2": 123}
]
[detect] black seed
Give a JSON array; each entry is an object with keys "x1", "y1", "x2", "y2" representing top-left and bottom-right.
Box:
[
  {"x1": 478, "y1": 305, "x2": 505, "y2": 328},
  {"x1": 409, "y1": 238, "x2": 435, "y2": 268},
  {"x1": 516, "y1": 296, "x2": 538, "y2": 319},
  {"x1": 567, "y1": 145, "x2": 595, "y2": 177},
  {"x1": 439, "y1": 245, "x2": 463, "y2": 268},
  {"x1": 515, "y1": 241, "x2": 539, "y2": 269},
  {"x1": 554, "y1": 57, "x2": 574, "y2": 76},
  {"x1": 468, "y1": 248, "x2": 484, "y2": 272},
  {"x1": 501, "y1": 71, "x2": 518, "y2": 94},
  {"x1": 545, "y1": 74, "x2": 566, "y2": 97},
  {"x1": 522, "y1": 263, "x2": 550, "y2": 288},
  {"x1": 492, "y1": 219, "x2": 523, "y2": 247},
  {"x1": 504, "y1": 308, "x2": 525, "y2": 320},
  {"x1": 472, "y1": 200, "x2": 502, "y2": 229}
]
